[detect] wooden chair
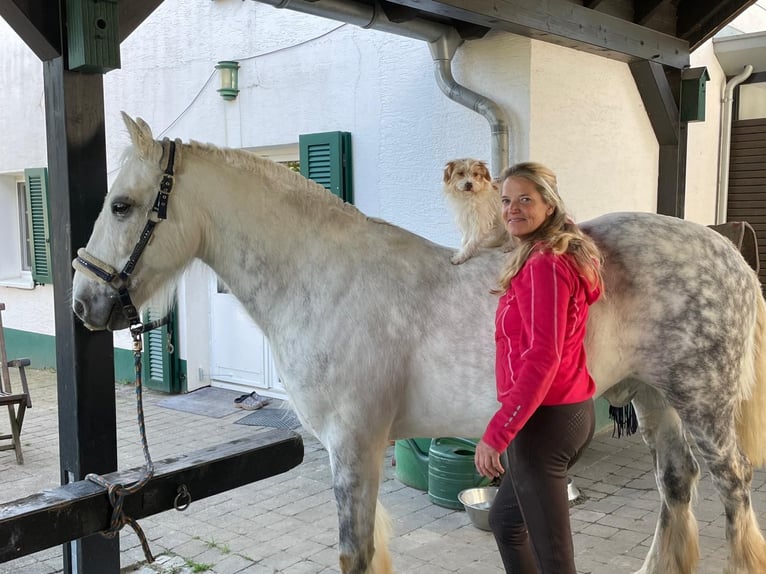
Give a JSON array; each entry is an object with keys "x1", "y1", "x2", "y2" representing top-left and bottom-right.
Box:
[{"x1": 0, "y1": 303, "x2": 32, "y2": 464}]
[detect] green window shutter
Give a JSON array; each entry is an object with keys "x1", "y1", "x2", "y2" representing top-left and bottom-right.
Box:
[
  {"x1": 141, "y1": 308, "x2": 181, "y2": 393},
  {"x1": 299, "y1": 131, "x2": 353, "y2": 203},
  {"x1": 23, "y1": 168, "x2": 53, "y2": 285}
]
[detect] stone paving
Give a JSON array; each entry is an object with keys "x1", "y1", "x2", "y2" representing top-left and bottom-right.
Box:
[{"x1": 1, "y1": 368, "x2": 765, "y2": 573}]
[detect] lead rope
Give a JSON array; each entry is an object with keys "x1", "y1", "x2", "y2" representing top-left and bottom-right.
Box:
[{"x1": 85, "y1": 322, "x2": 163, "y2": 563}]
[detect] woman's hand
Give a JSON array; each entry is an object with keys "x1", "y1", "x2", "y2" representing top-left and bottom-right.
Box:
[{"x1": 474, "y1": 439, "x2": 505, "y2": 479}]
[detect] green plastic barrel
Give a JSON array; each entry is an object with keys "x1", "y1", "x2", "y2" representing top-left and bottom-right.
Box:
[
  {"x1": 394, "y1": 438, "x2": 431, "y2": 491},
  {"x1": 427, "y1": 437, "x2": 490, "y2": 509}
]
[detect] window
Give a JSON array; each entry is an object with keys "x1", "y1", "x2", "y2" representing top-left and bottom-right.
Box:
[
  {"x1": 249, "y1": 143, "x2": 300, "y2": 167},
  {"x1": 0, "y1": 168, "x2": 53, "y2": 287},
  {"x1": 17, "y1": 182, "x2": 32, "y2": 272},
  {"x1": 0, "y1": 176, "x2": 32, "y2": 288},
  {"x1": 739, "y1": 82, "x2": 766, "y2": 120}
]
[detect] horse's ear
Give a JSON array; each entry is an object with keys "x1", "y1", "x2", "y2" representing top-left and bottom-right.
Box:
[{"x1": 121, "y1": 111, "x2": 158, "y2": 161}]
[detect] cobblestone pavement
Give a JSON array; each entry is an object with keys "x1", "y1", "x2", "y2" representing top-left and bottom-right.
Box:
[{"x1": 1, "y1": 368, "x2": 765, "y2": 573}]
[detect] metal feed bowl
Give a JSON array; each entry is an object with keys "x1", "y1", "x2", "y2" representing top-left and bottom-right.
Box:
[
  {"x1": 459, "y1": 479, "x2": 582, "y2": 531},
  {"x1": 458, "y1": 486, "x2": 498, "y2": 531}
]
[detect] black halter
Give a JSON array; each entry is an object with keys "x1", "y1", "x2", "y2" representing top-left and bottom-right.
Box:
[{"x1": 73, "y1": 139, "x2": 177, "y2": 345}]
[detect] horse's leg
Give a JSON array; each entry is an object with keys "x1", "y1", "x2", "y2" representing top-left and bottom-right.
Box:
[
  {"x1": 640, "y1": 377, "x2": 766, "y2": 573},
  {"x1": 682, "y1": 409, "x2": 766, "y2": 573},
  {"x1": 326, "y1": 433, "x2": 393, "y2": 574},
  {"x1": 631, "y1": 385, "x2": 701, "y2": 574}
]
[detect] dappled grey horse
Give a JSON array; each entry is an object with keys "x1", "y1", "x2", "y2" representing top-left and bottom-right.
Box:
[{"x1": 72, "y1": 113, "x2": 766, "y2": 573}]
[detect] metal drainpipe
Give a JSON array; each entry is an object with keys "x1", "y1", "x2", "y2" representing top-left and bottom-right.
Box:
[
  {"x1": 716, "y1": 64, "x2": 753, "y2": 224},
  {"x1": 429, "y1": 34, "x2": 510, "y2": 179},
  {"x1": 253, "y1": 0, "x2": 511, "y2": 177}
]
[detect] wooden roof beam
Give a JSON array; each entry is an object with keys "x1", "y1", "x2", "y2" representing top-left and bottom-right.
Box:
[
  {"x1": 387, "y1": 0, "x2": 690, "y2": 68},
  {"x1": 0, "y1": 0, "x2": 165, "y2": 61},
  {"x1": 0, "y1": 0, "x2": 61, "y2": 61}
]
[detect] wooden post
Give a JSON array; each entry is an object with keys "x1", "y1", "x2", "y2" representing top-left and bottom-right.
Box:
[
  {"x1": 43, "y1": 55, "x2": 121, "y2": 573},
  {"x1": 629, "y1": 60, "x2": 689, "y2": 218}
]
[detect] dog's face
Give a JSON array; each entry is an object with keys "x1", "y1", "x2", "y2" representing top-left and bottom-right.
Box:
[{"x1": 443, "y1": 159, "x2": 493, "y2": 195}]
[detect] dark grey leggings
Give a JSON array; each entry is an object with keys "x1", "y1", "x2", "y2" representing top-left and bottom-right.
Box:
[{"x1": 488, "y1": 399, "x2": 595, "y2": 573}]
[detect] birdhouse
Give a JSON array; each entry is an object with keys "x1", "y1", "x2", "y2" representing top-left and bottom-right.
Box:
[
  {"x1": 67, "y1": 0, "x2": 121, "y2": 73},
  {"x1": 680, "y1": 67, "x2": 710, "y2": 123}
]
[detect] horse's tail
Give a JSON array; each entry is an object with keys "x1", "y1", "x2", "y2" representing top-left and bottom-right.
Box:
[
  {"x1": 736, "y1": 278, "x2": 766, "y2": 468},
  {"x1": 370, "y1": 499, "x2": 394, "y2": 574}
]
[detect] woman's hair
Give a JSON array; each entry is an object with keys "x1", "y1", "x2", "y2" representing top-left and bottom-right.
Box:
[{"x1": 495, "y1": 162, "x2": 604, "y2": 293}]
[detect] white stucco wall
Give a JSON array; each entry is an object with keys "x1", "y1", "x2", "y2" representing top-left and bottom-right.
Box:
[
  {"x1": 0, "y1": 17, "x2": 50, "y2": 334},
  {"x1": 0, "y1": 18, "x2": 46, "y2": 171},
  {"x1": 0, "y1": 284, "x2": 55, "y2": 334},
  {"x1": 529, "y1": 41, "x2": 658, "y2": 221},
  {"x1": 102, "y1": 1, "x2": 533, "y2": 248},
  {"x1": 686, "y1": 41, "x2": 727, "y2": 225}
]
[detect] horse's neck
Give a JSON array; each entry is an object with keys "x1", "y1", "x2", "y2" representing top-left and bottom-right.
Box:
[{"x1": 187, "y1": 153, "x2": 357, "y2": 334}]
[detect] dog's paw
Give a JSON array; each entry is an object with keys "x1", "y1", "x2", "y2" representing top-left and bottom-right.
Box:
[{"x1": 451, "y1": 252, "x2": 469, "y2": 265}]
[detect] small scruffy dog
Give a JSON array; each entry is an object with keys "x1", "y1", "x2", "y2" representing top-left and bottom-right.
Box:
[{"x1": 443, "y1": 158, "x2": 509, "y2": 264}]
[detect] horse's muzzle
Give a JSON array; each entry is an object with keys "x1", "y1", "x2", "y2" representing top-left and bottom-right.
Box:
[{"x1": 72, "y1": 290, "x2": 129, "y2": 332}]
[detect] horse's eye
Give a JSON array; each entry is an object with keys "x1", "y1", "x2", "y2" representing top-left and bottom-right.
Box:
[{"x1": 111, "y1": 201, "x2": 131, "y2": 216}]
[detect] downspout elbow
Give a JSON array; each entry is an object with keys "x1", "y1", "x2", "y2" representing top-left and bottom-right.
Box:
[
  {"x1": 429, "y1": 34, "x2": 510, "y2": 179},
  {"x1": 254, "y1": 0, "x2": 511, "y2": 178}
]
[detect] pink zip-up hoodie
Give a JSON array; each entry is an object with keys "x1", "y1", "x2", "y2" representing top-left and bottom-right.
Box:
[{"x1": 482, "y1": 249, "x2": 601, "y2": 453}]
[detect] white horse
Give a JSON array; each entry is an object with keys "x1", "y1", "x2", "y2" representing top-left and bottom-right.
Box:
[{"x1": 72, "y1": 113, "x2": 766, "y2": 574}]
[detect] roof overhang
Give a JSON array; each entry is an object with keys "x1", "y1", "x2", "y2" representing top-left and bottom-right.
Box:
[
  {"x1": 713, "y1": 30, "x2": 766, "y2": 75},
  {"x1": 385, "y1": 0, "x2": 690, "y2": 68},
  {"x1": 2, "y1": 0, "x2": 757, "y2": 72}
]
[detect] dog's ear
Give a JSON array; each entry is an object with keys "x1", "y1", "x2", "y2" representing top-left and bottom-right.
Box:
[
  {"x1": 443, "y1": 160, "x2": 457, "y2": 183},
  {"x1": 492, "y1": 179, "x2": 501, "y2": 193},
  {"x1": 477, "y1": 160, "x2": 491, "y2": 182}
]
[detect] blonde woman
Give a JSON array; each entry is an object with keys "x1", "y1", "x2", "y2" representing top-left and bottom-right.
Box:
[{"x1": 474, "y1": 162, "x2": 604, "y2": 573}]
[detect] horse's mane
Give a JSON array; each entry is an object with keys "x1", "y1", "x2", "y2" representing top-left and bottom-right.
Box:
[{"x1": 183, "y1": 139, "x2": 366, "y2": 223}]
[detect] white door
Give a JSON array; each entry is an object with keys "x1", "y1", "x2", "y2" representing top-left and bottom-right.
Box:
[{"x1": 209, "y1": 275, "x2": 286, "y2": 398}]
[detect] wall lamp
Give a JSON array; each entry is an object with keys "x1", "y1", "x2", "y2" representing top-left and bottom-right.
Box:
[{"x1": 215, "y1": 60, "x2": 240, "y2": 101}]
